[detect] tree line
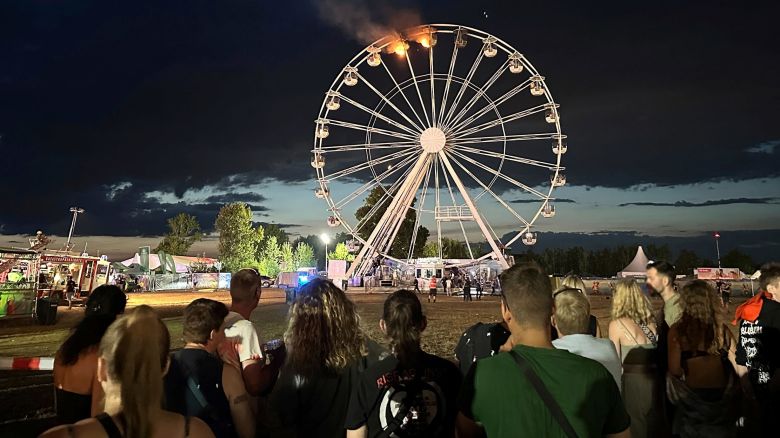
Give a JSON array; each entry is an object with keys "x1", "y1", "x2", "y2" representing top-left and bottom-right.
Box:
[{"x1": 514, "y1": 244, "x2": 758, "y2": 277}]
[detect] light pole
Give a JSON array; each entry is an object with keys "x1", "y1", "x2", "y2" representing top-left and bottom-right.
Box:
[
  {"x1": 320, "y1": 233, "x2": 331, "y2": 273},
  {"x1": 66, "y1": 207, "x2": 85, "y2": 251},
  {"x1": 714, "y1": 232, "x2": 721, "y2": 269}
]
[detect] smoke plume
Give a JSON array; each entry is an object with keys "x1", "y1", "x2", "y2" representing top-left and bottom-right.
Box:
[{"x1": 315, "y1": 0, "x2": 423, "y2": 44}]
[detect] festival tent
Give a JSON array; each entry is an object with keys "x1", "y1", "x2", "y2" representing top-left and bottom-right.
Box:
[
  {"x1": 617, "y1": 246, "x2": 650, "y2": 278},
  {"x1": 118, "y1": 254, "x2": 219, "y2": 273}
]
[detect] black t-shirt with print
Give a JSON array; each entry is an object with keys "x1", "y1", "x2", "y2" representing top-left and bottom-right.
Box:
[
  {"x1": 736, "y1": 298, "x2": 780, "y2": 397},
  {"x1": 345, "y1": 352, "x2": 461, "y2": 438}
]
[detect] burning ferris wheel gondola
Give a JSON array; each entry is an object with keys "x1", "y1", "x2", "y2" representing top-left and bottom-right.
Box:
[{"x1": 311, "y1": 24, "x2": 568, "y2": 277}]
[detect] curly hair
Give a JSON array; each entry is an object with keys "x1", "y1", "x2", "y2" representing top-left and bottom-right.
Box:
[
  {"x1": 611, "y1": 279, "x2": 655, "y2": 325},
  {"x1": 675, "y1": 280, "x2": 728, "y2": 354},
  {"x1": 283, "y1": 278, "x2": 366, "y2": 376}
]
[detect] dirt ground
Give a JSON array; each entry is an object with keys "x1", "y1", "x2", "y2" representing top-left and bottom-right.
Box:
[{"x1": 0, "y1": 288, "x2": 751, "y2": 436}]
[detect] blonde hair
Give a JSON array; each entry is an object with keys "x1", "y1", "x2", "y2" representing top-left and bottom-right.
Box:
[
  {"x1": 561, "y1": 275, "x2": 587, "y2": 296},
  {"x1": 676, "y1": 280, "x2": 728, "y2": 354},
  {"x1": 99, "y1": 305, "x2": 170, "y2": 438},
  {"x1": 554, "y1": 290, "x2": 591, "y2": 335},
  {"x1": 611, "y1": 279, "x2": 655, "y2": 325}
]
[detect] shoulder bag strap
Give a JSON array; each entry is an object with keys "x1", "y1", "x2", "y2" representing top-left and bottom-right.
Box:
[
  {"x1": 638, "y1": 322, "x2": 658, "y2": 345},
  {"x1": 508, "y1": 350, "x2": 578, "y2": 438},
  {"x1": 618, "y1": 319, "x2": 641, "y2": 345}
]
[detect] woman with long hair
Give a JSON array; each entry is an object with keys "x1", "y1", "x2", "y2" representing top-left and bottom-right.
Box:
[
  {"x1": 608, "y1": 279, "x2": 661, "y2": 438},
  {"x1": 667, "y1": 280, "x2": 740, "y2": 436},
  {"x1": 346, "y1": 290, "x2": 461, "y2": 438},
  {"x1": 53, "y1": 285, "x2": 127, "y2": 423},
  {"x1": 41, "y1": 305, "x2": 213, "y2": 438},
  {"x1": 268, "y1": 278, "x2": 374, "y2": 437}
]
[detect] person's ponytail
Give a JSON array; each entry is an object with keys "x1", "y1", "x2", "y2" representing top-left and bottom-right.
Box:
[
  {"x1": 100, "y1": 305, "x2": 170, "y2": 438},
  {"x1": 383, "y1": 290, "x2": 424, "y2": 367}
]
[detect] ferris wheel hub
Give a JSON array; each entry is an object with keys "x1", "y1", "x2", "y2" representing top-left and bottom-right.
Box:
[{"x1": 419, "y1": 127, "x2": 447, "y2": 153}]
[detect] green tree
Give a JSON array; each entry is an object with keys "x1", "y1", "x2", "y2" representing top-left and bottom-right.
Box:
[
  {"x1": 280, "y1": 242, "x2": 295, "y2": 271},
  {"x1": 252, "y1": 224, "x2": 266, "y2": 262},
  {"x1": 421, "y1": 237, "x2": 471, "y2": 259},
  {"x1": 257, "y1": 235, "x2": 283, "y2": 277},
  {"x1": 154, "y1": 213, "x2": 203, "y2": 255},
  {"x1": 215, "y1": 203, "x2": 258, "y2": 272},
  {"x1": 329, "y1": 242, "x2": 355, "y2": 262},
  {"x1": 293, "y1": 242, "x2": 316, "y2": 269},
  {"x1": 721, "y1": 249, "x2": 756, "y2": 274},
  {"x1": 263, "y1": 224, "x2": 290, "y2": 245},
  {"x1": 675, "y1": 249, "x2": 702, "y2": 276},
  {"x1": 355, "y1": 186, "x2": 429, "y2": 259}
]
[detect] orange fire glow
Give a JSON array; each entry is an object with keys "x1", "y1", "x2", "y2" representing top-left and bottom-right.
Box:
[
  {"x1": 420, "y1": 37, "x2": 430, "y2": 48},
  {"x1": 390, "y1": 41, "x2": 408, "y2": 56}
]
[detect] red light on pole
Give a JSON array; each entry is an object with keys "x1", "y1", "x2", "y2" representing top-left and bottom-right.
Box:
[{"x1": 714, "y1": 232, "x2": 720, "y2": 239}]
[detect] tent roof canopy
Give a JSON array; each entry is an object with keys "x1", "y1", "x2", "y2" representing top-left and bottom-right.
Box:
[{"x1": 618, "y1": 246, "x2": 650, "y2": 278}]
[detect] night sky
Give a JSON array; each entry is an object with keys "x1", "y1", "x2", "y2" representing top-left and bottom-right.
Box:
[{"x1": 1, "y1": 0, "x2": 778, "y2": 261}]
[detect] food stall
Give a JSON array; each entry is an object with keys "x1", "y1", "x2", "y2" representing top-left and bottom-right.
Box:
[{"x1": 0, "y1": 248, "x2": 40, "y2": 319}]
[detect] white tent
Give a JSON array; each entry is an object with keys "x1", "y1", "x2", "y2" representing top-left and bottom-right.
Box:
[
  {"x1": 118, "y1": 253, "x2": 218, "y2": 273},
  {"x1": 618, "y1": 246, "x2": 650, "y2": 278}
]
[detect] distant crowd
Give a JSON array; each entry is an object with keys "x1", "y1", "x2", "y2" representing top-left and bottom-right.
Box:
[{"x1": 38, "y1": 260, "x2": 780, "y2": 437}]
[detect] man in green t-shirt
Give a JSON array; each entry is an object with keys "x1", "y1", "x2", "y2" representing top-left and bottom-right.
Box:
[
  {"x1": 456, "y1": 262, "x2": 631, "y2": 438},
  {"x1": 646, "y1": 260, "x2": 681, "y2": 326}
]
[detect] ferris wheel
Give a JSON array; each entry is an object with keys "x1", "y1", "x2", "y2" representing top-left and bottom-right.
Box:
[{"x1": 312, "y1": 24, "x2": 567, "y2": 277}]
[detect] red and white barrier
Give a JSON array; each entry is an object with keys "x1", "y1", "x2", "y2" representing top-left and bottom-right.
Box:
[{"x1": 0, "y1": 357, "x2": 55, "y2": 370}]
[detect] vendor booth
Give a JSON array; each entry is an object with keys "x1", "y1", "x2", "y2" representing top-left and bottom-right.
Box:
[{"x1": 0, "y1": 247, "x2": 40, "y2": 319}]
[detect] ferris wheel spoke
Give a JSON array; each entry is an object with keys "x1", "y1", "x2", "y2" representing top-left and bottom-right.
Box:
[
  {"x1": 434, "y1": 154, "x2": 442, "y2": 258},
  {"x1": 380, "y1": 63, "x2": 427, "y2": 131},
  {"x1": 338, "y1": 94, "x2": 420, "y2": 136},
  {"x1": 357, "y1": 71, "x2": 425, "y2": 132},
  {"x1": 450, "y1": 133, "x2": 557, "y2": 146},
  {"x1": 437, "y1": 42, "x2": 460, "y2": 127},
  {"x1": 448, "y1": 79, "x2": 531, "y2": 133},
  {"x1": 325, "y1": 119, "x2": 418, "y2": 141},
  {"x1": 351, "y1": 156, "x2": 421, "y2": 235},
  {"x1": 437, "y1": 156, "x2": 475, "y2": 259},
  {"x1": 404, "y1": 53, "x2": 431, "y2": 127},
  {"x1": 448, "y1": 149, "x2": 549, "y2": 199},
  {"x1": 451, "y1": 144, "x2": 560, "y2": 170},
  {"x1": 407, "y1": 159, "x2": 433, "y2": 260},
  {"x1": 316, "y1": 140, "x2": 417, "y2": 153},
  {"x1": 429, "y1": 45, "x2": 437, "y2": 127},
  {"x1": 325, "y1": 149, "x2": 416, "y2": 181},
  {"x1": 442, "y1": 49, "x2": 485, "y2": 127},
  {"x1": 447, "y1": 153, "x2": 531, "y2": 227},
  {"x1": 453, "y1": 103, "x2": 549, "y2": 138},
  {"x1": 445, "y1": 60, "x2": 508, "y2": 131},
  {"x1": 333, "y1": 152, "x2": 420, "y2": 209}
]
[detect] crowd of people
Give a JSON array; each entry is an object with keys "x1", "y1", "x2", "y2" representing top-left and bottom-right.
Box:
[{"x1": 37, "y1": 260, "x2": 780, "y2": 437}]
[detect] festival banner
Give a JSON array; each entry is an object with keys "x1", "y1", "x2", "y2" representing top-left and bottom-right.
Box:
[{"x1": 695, "y1": 267, "x2": 741, "y2": 280}]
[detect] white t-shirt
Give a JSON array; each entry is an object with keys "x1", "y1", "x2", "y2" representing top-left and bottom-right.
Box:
[
  {"x1": 223, "y1": 311, "x2": 264, "y2": 363},
  {"x1": 553, "y1": 334, "x2": 622, "y2": 392}
]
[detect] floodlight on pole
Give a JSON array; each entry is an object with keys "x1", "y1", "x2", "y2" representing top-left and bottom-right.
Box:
[
  {"x1": 320, "y1": 233, "x2": 331, "y2": 273},
  {"x1": 66, "y1": 207, "x2": 85, "y2": 251},
  {"x1": 714, "y1": 232, "x2": 721, "y2": 269}
]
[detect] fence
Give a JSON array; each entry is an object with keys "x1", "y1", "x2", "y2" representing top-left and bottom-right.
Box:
[{"x1": 139, "y1": 273, "x2": 232, "y2": 291}]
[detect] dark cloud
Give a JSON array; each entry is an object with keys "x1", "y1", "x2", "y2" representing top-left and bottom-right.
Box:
[
  {"x1": 203, "y1": 193, "x2": 267, "y2": 204},
  {"x1": 618, "y1": 198, "x2": 779, "y2": 207},
  {"x1": 510, "y1": 198, "x2": 576, "y2": 204},
  {"x1": 0, "y1": 1, "x2": 778, "y2": 234}
]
